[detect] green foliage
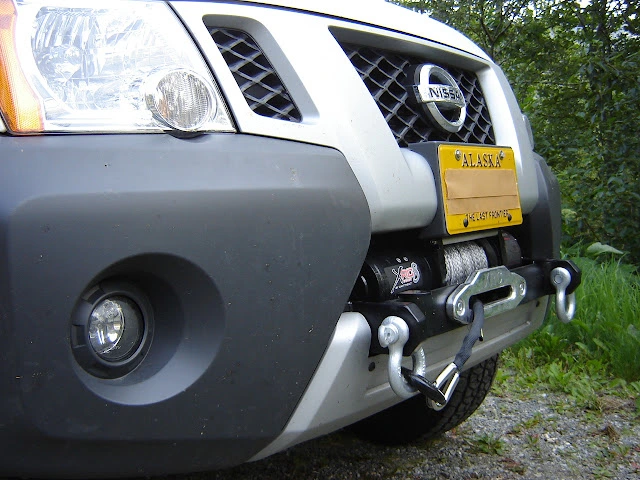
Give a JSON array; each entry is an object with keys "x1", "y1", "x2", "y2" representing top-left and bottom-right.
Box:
[
  {"x1": 502, "y1": 347, "x2": 611, "y2": 409},
  {"x1": 585, "y1": 242, "x2": 625, "y2": 257},
  {"x1": 470, "y1": 433, "x2": 506, "y2": 455},
  {"x1": 499, "y1": 256, "x2": 640, "y2": 410},
  {"x1": 511, "y1": 412, "x2": 543, "y2": 435},
  {"x1": 544, "y1": 256, "x2": 639, "y2": 382},
  {"x1": 390, "y1": 0, "x2": 640, "y2": 264}
]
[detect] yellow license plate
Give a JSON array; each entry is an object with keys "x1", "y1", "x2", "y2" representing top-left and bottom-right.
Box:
[{"x1": 439, "y1": 144, "x2": 523, "y2": 235}]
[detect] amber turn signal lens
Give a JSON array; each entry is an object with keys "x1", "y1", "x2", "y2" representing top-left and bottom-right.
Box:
[{"x1": 0, "y1": 0, "x2": 43, "y2": 133}]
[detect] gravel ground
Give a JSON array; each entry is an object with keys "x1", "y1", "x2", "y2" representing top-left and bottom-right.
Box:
[{"x1": 192, "y1": 391, "x2": 639, "y2": 480}]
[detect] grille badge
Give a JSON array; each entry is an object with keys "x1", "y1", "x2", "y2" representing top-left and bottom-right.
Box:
[
  {"x1": 412, "y1": 64, "x2": 467, "y2": 133},
  {"x1": 339, "y1": 43, "x2": 495, "y2": 146}
]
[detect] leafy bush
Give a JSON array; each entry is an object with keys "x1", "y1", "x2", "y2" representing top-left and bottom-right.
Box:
[{"x1": 509, "y1": 256, "x2": 640, "y2": 385}]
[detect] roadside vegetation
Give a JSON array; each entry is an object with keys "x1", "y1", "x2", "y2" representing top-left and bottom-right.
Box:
[{"x1": 499, "y1": 248, "x2": 640, "y2": 413}]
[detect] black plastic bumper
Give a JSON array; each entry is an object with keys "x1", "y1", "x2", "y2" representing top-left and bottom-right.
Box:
[{"x1": 0, "y1": 133, "x2": 371, "y2": 478}]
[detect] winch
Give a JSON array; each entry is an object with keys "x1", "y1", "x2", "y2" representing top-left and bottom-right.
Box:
[{"x1": 349, "y1": 232, "x2": 581, "y2": 409}]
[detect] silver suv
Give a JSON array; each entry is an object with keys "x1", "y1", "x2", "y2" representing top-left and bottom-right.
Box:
[{"x1": 0, "y1": 1, "x2": 580, "y2": 477}]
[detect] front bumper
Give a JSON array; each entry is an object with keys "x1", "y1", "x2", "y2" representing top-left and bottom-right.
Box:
[
  {"x1": 0, "y1": 133, "x2": 371, "y2": 477},
  {"x1": 0, "y1": 132, "x2": 578, "y2": 478}
]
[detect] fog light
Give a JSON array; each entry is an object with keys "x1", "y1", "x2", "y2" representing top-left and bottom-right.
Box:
[
  {"x1": 145, "y1": 69, "x2": 217, "y2": 131},
  {"x1": 88, "y1": 296, "x2": 144, "y2": 362}
]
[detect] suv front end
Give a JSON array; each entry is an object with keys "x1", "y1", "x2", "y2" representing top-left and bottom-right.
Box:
[{"x1": 0, "y1": 1, "x2": 580, "y2": 477}]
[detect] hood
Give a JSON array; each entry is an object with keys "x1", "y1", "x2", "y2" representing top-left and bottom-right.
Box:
[{"x1": 232, "y1": 0, "x2": 488, "y2": 59}]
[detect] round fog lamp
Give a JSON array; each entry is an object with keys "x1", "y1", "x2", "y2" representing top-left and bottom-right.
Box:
[
  {"x1": 88, "y1": 296, "x2": 144, "y2": 362},
  {"x1": 145, "y1": 69, "x2": 217, "y2": 131}
]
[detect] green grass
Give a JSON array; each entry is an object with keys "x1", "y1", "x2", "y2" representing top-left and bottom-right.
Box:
[
  {"x1": 469, "y1": 433, "x2": 506, "y2": 455},
  {"x1": 499, "y1": 254, "x2": 640, "y2": 409}
]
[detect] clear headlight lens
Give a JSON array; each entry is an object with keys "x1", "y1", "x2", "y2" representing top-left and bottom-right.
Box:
[{"x1": 0, "y1": 0, "x2": 234, "y2": 134}]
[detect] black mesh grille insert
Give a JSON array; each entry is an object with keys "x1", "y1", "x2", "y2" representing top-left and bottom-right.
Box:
[
  {"x1": 340, "y1": 43, "x2": 495, "y2": 147},
  {"x1": 209, "y1": 27, "x2": 301, "y2": 122}
]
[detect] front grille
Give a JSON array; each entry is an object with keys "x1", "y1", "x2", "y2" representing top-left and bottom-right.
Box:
[
  {"x1": 340, "y1": 43, "x2": 495, "y2": 147},
  {"x1": 209, "y1": 27, "x2": 302, "y2": 122}
]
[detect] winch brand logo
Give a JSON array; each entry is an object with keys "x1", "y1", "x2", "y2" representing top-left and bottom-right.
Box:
[
  {"x1": 412, "y1": 64, "x2": 467, "y2": 133},
  {"x1": 390, "y1": 262, "x2": 421, "y2": 294}
]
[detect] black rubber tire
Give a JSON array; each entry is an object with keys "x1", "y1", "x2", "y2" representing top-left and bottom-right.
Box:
[{"x1": 350, "y1": 355, "x2": 499, "y2": 445}]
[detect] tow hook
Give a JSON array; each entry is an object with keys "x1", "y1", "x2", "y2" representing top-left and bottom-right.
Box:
[
  {"x1": 379, "y1": 316, "x2": 450, "y2": 405},
  {"x1": 378, "y1": 300, "x2": 486, "y2": 409},
  {"x1": 378, "y1": 316, "x2": 431, "y2": 400},
  {"x1": 551, "y1": 266, "x2": 577, "y2": 323}
]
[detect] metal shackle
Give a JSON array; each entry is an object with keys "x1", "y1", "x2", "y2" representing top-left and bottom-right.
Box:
[
  {"x1": 378, "y1": 316, "x2": 426, "y2": 399},
  {"x1": 550, "y1": 266, "x2": 577, "y2": 323}
]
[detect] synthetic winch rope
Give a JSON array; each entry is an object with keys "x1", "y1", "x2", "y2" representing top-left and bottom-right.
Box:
[
  {"x1": 443, "y1": 242, "x2": 488, "y2": 286},
  {"x1": 453, "y1": 300, "x2": 485, "y2": 369}
]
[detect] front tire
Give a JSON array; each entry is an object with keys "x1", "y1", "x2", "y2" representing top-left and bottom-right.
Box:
[{"x1": 351, "y1": 355, "x2": 499, "y2": 444}]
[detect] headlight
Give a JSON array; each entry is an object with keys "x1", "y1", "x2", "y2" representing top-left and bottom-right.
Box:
[{"x1": 0, "y1": 0, "x2": 235, "y2": 134}]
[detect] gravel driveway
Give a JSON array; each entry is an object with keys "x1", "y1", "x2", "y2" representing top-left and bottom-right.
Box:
[{"x1": 197, "y1": 391, "x2": 639, "y2": 480}]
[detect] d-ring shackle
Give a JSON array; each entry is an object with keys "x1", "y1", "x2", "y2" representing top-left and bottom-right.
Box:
[
  {"x1": 378, "y1": 316, "x2": 427, "y2": 399},
  {"x1": 550, "y1": 267, "x2": 576, "y2": 323}
]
